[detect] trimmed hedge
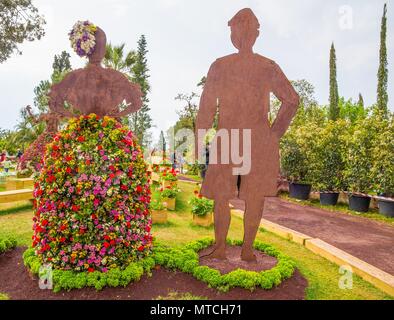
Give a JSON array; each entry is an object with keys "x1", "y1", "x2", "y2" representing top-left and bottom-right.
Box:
[
  {"x1": 0, "y1": 236, "x2": 17, "y2": 254},
  {"x1": 23, "y1": 238, "x2": 295, "y2": 293}
]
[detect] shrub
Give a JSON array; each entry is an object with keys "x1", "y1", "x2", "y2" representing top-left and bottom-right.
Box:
[
  {"x1": 345, "y1": 113, "x2": 382, "y2": 194},
  {"x1": 280, "y1": 122, "x2": 320, "y2": 184},
  {"x1": 161, "y1": 168, "x2": 178, "y2": 181},
  {"x1": 160, "y1": 187, "x2": 179, "y2": 199},
  {"x1": 0, "y1": 236, "x2": 17, "y2": 254},
  {"x1": 32, "y1": 114, "x2": 152, "y2": 272},
  {"x1": 371, "y1": 114, "x2": 394, "y2": 196},
  {"x1": 311, "y1": 120, "x2": 348, "y2": 191}
]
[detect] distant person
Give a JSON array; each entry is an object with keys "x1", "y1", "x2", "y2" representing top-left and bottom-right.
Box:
[
  {"x1": 17, "y1": 149, "x2": 23, "y2": 160},
  {"x1": 3, "y1": 157, "x2": 12, "y2": 173}
]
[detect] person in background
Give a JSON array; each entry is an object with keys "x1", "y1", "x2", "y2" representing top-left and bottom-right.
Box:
[
  {"x1": 0, "y1": 150, "x2": 6, "y2": 163},
  {"x1": 17, "y1": 149, "x2": 23, "y2": 160},
  {"x1": 3, "y1": 157, "x2": 12, "y2": 173}
]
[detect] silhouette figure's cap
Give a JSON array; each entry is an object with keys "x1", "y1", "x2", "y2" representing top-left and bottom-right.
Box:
[{"x1": 228, "y1": 8, "x2": 260, "y2": 29}]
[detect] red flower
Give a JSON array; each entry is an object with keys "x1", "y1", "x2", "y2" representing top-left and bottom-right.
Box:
[
  {"x1": 71, "y1": 204, "x2": 80, "y2": 212},
  {"x1": 110, "y1": 240, "x2": 115, "y2": 246},
  {"x1": 103, "y1": 242, "x2": 110, "y2": 248},
  {"x1": 65, "y1": 155, "x2": 73, "y2": 161},
  {"x1": 138, "y1": 245, "x2": 144, "y2": 252},
  {"x1": 66, "y1": 167, "x2": 72, "y2": 174},
  {"x1": 91, "y1": 213, "x2": 97, "y2": 220},
  {"x1": 198, "y1": 194, "x2": 203, "y2": 199},
  {"x1": 41, "y1": 219, "x2": 48, "y2": 226},
  {"x1": 77, "y1": 136, "x2": 85, "y2": 142},
  {"x1": 109, "y1": 165, "x2": 116, "y2": 172},
  {"x1": 120, "y1": 184, "x2": 128, "y2": 191},
  {"x1": 88, "y1": 268, "x2": 95, "y2": 273},
  {"x1": 136, "y1": 185, "x2": 143, "y2": 193},
  {"x1": 52, "y1": 145, "x2": 59, "y2": 151},
  {"x1": 60, "y1": 237, "x2": 66, "y2": 243},
  {"x1": 98, "y1": 145, "x2": 103, "y2": 150},
  {"x1": 109, "y1": 173, "x2": 115, "y2": 179},
  {"x1": 85, "y1": 159, "x2": 91, "y2": 165}
]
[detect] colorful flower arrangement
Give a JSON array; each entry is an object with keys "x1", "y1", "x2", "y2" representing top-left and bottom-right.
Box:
[
  {"x1": 32, "y1": 114, "x2": 152, "y2": 273},
  {"x1": 68, "y1": 20, "x2": 97, "y2": 58},
  {"x1": 18, "y1": 131, "x2": 55, "y2": 174},
  {"x1": 160, "y1": 168, "x2": 178, "y2": 182},
  {"x1": 189, "y1": 191, "x2": 214, "y2": 217}
]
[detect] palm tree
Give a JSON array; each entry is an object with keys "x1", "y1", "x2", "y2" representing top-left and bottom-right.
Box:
[{"x1": 103, "y1": 43, "x2": 137, "y2": 77}]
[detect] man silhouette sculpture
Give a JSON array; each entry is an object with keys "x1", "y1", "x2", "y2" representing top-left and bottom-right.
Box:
[{"x1": 195, "y1": 8, "x2": 299, "y2": 261}]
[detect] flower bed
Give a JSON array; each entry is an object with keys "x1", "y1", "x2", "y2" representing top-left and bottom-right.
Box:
[
  {"x1": 23, "y1": 238, "x2": 295, "y2": 292},
  {"x1": 32, "y1": 114, "x2": 152, "y2": 272}
]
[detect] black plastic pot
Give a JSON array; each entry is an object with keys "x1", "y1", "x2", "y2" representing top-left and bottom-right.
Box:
[
  {"x1": 289, "y1": 183, "x2": 312, "y2": 200},
  {"x1": 378, "y1": 199, "x2": 394, "y2": 217},
  {"x1": 348, "y1": 194, "x2": 371, "y2": 213},
  {"x1": 320, "y1": 192, "x2": 339, "y2": 206}
]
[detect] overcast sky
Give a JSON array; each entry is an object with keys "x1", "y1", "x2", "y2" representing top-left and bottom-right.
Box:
[{"x1": 0, "y1": 0, "x2": 392, "y2": 142}]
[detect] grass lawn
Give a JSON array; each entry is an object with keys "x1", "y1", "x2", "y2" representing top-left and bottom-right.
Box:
[
  {"x1": 280, "y1": 194, "x2": 394, "y2": 226},
  {"x1": 0, "y1": 181, "x2": 391, "y2": 300}
]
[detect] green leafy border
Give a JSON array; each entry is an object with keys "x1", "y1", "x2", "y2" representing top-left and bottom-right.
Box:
[
  {"x1": 0, "y1": 236, "x2": 17, "y2": 254},
  {"x1": 23, "y1": 238, "x2": 295, "y2": 293}
]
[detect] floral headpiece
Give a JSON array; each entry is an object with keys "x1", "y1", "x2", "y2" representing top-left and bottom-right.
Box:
[{"x1": 68, "y1": 20, "x2": 97, "y2": 58}]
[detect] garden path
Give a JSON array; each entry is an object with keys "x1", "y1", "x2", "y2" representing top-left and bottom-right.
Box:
[{"x1": 230, "y1": 198, "x2": 394, "y2": 275}]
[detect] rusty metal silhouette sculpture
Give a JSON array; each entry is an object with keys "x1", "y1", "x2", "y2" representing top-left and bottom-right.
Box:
[
  {"x1": 48, "y1": 27, "x2": 142, "y2": 118},
  {"x1": 26, "y1": 105, "x2": 60, "y2": 133},
  {"x1": 195, "y1": 8, "x2": 299, "y2": 261}
]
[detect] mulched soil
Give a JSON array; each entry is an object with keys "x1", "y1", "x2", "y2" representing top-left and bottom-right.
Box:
[
  {"x1": 0, "y1": 247, "x2": 307, "y2": 300},
  {"x1": 199, "y1": 245, "x2": 277, "y2": 274},
  {"x1": 231, "y1": 197, "x2": 394, "y2": 275}
]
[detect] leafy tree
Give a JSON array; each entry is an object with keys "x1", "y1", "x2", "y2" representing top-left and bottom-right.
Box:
[
  {"x1": 357, "y1": 93, "x2": 364, "y2": 108},
  {"x1": 376, "y1": 3, "x2": 388, "y2": 116},
  {"x1": 175, "y1": 92, "x2": 199, "y2": 132},
  {"x1": 131, "y1": 35, "x2": 152, "y2": 148},
  {"x1": 0, "y1": 0, "x2": 46, "y2": 63},
  {"x1": 158, "y1": 130, "x2": 167, "y2": 160},
  {"x1": 103, "y1": 43, "x2": 136, "y2": 75},
  {"x1": 329, "y1": 43, "x2": 339, "y2": 120},
  {"x1": 339, "y1": 97, "x2": 367, "y2": 124}
]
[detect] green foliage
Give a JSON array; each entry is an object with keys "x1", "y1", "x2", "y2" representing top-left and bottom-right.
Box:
[
  {"x1": 310, "y1": 120, "x2": 349, "y2": 191},
  {"x1": 0, "y1": 0, "x2": 46, "y2": 63},
  {"x1": 189, "y1": 195, "x2": 214, "y2": 217},
  {"x1": 161, "y1": 188, "x2": 178, "y2": 199},
  {"x1": 23, "y1": 238, "x2": 295, "y2": 293},
  {"x1": 370, "y1": 114, "x2": 394, "y2": 196},
  {"x1": 339, "y1": 97, "x2": 367, "y2": 124},
  {"x1": 376, "y1": 3, "x2": 388, "y2": 116},
  {"x1": 329, "y1": 43, "x2": 340, "y2": 121},
  {"x1": 344, "y1": 112, "x2": 383, "y2": 193},
  {"x1": 0, "y1": 236, "x2": 17, "y2": 254},
  {"x1": 280, "y1": 121, "x2": 320, "y2": 184},
  {"x1": 155, "y1": 291, "x2": 207, "y2": 300}
]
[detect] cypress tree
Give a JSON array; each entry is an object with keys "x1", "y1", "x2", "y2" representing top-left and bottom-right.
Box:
[
  {"x1": 358, "y1": 93, "x2": 364, "y2": 108},
  {"x1": 329, "y1": 43, "x2": 340, "y2": 121},
  {"x1": 131, "y1": 35, "x2": 153, "y2": 147},
  {"x1": 377, "y1": 3, "x2": 388, "y2": 116}
]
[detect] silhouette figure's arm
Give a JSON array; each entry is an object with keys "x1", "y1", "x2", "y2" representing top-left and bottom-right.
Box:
[
  {"x1": 270, "y1": 63, "x2": 299, "y2": 138},
  {"x1": 48, "y1": 72, "x2": 77, "y2": 117},
  {"x1": 195, "y1": 62, "x2": 219, "y2": 160},
  {"x1": 114, "y1": 82, "x2": 143, "y2": 117}
]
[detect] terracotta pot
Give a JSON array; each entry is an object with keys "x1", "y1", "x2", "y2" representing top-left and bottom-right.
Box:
[
  {"x1": 151, "y1": 209, "x2": 168, "y2": 224},
  {"x1": 192, "y1": 212, "x2": 213, "y2": 227},
  {"x1": 162, "y1": 197, "x2": 176, "y2": 211}
]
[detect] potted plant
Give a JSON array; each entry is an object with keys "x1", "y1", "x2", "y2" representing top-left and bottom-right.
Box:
[
  {"x1": 345, "y1": 116, "x2": 377, "y2": 213},
  {"x1": 281, "y1": 124, "x2": 318, "y2": 200},
  {"x1": 189, "y1": 192, "x2": 214, "y2": 227},
  {"x1": 161, "y1": 168, "x2": 178, "y2": 188},
  {"x1": 150, "y1": 200, "x2": 168, "y2": 224},
  {"x1": 312, "y1": 120, "x2": 348, "y2": 206},
  {"x1": 371, "y1": 114, "x2": 394, "y2": 217},
  {"x1": 160, "y1": 187, "x2": 178, "y2": 211}
]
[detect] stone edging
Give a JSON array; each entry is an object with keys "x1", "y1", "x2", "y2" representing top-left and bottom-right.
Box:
[{"x1": 231, "y1": 209, "x2": 394, "y2": 297}]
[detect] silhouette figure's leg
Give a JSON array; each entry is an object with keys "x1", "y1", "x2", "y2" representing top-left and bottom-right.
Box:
[
  {"x1": 204, "y1": 198, "x2": 231, "y2": 260},
  {"x1": 241, "y1": 198, "x2": 265, "y2": 261}
]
